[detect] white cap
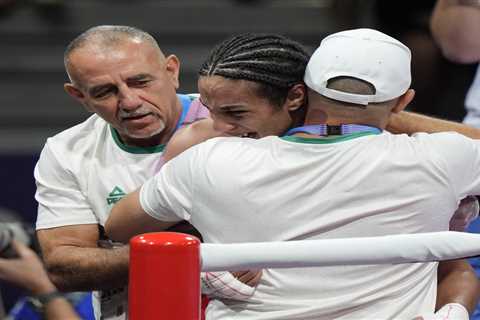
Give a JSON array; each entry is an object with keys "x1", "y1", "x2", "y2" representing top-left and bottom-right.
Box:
[{"x1": 304, "y1": 28, "x2": 411, "y2": 105}]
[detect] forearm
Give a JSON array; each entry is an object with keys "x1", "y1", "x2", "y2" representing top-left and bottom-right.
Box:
[
  {"x1": 45, "y1": 245, "x2": 129, "y2": 292},
  {"x1": 436, "y1": 259, "x2": 480, "y2": 314},
  {"x1": 431, "y1": 0, "x2": 480, "y2": 63},
  {"x1": 387, "y1": 111, "x2": 480, "y2": 138},
  {"x1": 44, "y1": 298, "x2": 81, "y2": 320}
]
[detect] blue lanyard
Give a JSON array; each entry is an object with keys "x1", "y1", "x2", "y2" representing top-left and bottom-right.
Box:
[
  {"x1": 284, "y1": 124, "x2": 381, "y2": 136},
  {"x1": 174, "y1": 94, "x2": 192, "y2": 131}
]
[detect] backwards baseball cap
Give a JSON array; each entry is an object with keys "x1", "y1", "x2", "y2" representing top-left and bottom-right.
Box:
[{"x1": 304, "y1": 28, "x2": 411, "y2": 105}]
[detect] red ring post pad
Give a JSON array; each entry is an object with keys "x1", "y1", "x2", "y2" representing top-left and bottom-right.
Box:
[{"x1": 129, "y1": 232, "x2": 201, "y2": 320}]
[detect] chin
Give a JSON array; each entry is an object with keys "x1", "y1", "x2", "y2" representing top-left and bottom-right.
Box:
[{"x1": 126, "y1": 122, "x2": 166, "y2": 139}]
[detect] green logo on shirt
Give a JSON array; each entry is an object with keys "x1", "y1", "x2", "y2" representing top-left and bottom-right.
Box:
[{"x1": 107, "y1": 186, "x2": 126, "y2": 205}]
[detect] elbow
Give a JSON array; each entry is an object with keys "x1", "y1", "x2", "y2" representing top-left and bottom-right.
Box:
[
  {"x1": 48, "y1": 272, "x2": 71, "y2": 292},
  {"x1": 434, "y1": 32, "x2": 480, "y2": 64},
  {"x1": 43, "y1": 262, "x2": 75, "y2": 292},
  {"x1": 104, "y1": 218, "x2": 119, "y2": 243},
  {"x1": 441, "y1": 46, "x2": 479, "y2": 64},
  {"x1": 104, "y1": 216, "x2": 128, "y2": 244}
]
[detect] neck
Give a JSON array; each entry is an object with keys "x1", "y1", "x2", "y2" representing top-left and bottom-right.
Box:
[
  {"x1": 158, "y1": 96, "x2": 183, "y2": 145},
  {"x1": 290, "y1": 105, "x2": 307, "y2": 128}
]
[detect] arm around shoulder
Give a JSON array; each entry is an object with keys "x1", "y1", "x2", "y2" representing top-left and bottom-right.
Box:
[
  {"x1": 387, "y1": 111, "x2": 480, "y2": 139},
  {"x1": 105, "y1": 188, "x2": 178, "y2": 243},
  {"x1": 163, "y1": 118, "x2": 222, "y2": 162}
]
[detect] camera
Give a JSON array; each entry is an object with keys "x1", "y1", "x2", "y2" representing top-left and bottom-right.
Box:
[{"x1": 0, "y1": 222, "x2": 33, "y2": 258}]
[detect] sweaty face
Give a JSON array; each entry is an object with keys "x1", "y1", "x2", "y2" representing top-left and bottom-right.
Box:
[
  {"x1": 198, "y1": 75, "x2": 294, "y2": 138},
  {"x1": 67, "y1": 39, "x2": 180, "y2": 146}
]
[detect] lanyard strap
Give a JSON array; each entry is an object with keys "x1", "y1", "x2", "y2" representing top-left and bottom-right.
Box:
[
  {"x1": 284, "y1": 124, "x2": 381, "y2": 136},
  {"x1": 174, "y1": 94, "x2": 192, "y2": 131}
]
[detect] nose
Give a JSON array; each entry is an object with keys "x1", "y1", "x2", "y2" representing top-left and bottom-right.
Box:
[{"x1": 118, "y1": 86, "x2": 142, "y2": 111}]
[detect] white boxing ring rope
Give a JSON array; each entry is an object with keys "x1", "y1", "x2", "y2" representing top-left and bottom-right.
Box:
[
  {"x1": 129, "y1": 231, "x2": 480, "y2": 319},
  {"x1": 200, "y1": 231, "x2": 480, "y2": 271}
]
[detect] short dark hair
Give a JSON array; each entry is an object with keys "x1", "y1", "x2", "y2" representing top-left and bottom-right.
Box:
[{"x1": 199, "y1": 33, "x2": 310, "y2": 107}]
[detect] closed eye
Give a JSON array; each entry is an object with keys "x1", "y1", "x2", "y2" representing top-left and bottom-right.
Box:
[
  {"x1": 225, "y1": 110, "x2": 247, "y2": 119},
  {"x1": 128, "y1": 79, "x2": 151, "y2": 88},
  {"x1": 91, "y1": 85, "x2": 117, "y2": 99}
]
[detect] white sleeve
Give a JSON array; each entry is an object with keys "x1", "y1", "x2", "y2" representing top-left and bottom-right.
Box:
[
  {"x1": 419, "y1": 132, "x2": 480, "y2": 198},
  {"x1": 35, "y1": 140, "x2": 98, "y2": 229},
  {"x1": 139, "y1": 146, "x2": 197, "y2": 222}
]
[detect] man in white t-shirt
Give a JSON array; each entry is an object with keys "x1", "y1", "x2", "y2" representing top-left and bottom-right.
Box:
[
  {"x1": 33, "y1": 25, "x2": 215, "y2": 320},
  {"x1": 105, "y1": 29, "x2": 480, "y2": 319}
]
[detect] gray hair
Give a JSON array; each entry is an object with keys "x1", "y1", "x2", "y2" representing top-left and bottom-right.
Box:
[{"x1": 64, "y1": 25, "x2": 160, "y2": 71}]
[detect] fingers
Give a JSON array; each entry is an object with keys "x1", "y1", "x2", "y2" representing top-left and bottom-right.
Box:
[
  {"x1": 249, "y1": 270, "x2": 263, "y2": 287},
  {"x1": 10, "y1": 240, "x2": 34, "y2": 258},
  {"x1": 232, "y1": 270, "x2": 262, "y2": 287}
]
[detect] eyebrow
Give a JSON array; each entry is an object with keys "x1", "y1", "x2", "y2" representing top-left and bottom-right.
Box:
[
  {"x1": 200, "y1": 98, "x2": 245, "y2": 111},
  {"x1": 88, "y1": 74, "x2": 154, "y2": 96},
  {"x1": 127, "y1": 73, "x2": 153, "y2": 81}
]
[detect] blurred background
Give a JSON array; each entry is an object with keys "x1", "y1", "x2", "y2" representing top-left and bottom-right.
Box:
[{"x1": 0, "y1": 0, "x2": 477, "y2": 312}]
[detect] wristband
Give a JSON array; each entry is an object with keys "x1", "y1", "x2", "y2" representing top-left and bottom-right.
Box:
[
  {"x1": 435, "y1": 303, "x2": 469, "y2": 320},
  {"x1": 27, "y1": 291, "x2": 64, "y2": 313},
  {"x1": 201, "y1": 271, "x2": 255, "y2": 301}
]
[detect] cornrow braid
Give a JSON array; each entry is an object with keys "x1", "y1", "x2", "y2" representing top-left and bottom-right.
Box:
[{"x1": 199, "y1": 33, "x2": 310, "y2": 107}]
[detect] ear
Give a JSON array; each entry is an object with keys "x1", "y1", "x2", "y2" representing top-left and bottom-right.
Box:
[
  {"x1": 392, "y1": 89, "x2": 415, "y2": 113},
  {"x1": 285, "y1": 83, "x2": 306, "y2": 112},
  {"x1": 64, "y1": 83, "x2": 94, "y2": 112},
  {"x1": 165, "y1": 55, "x2": 180, "y2": 89}
]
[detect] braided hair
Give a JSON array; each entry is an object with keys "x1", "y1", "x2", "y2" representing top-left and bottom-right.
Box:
[{"x1": 199, "y1": 33, "x2": 310, "y2": 108}]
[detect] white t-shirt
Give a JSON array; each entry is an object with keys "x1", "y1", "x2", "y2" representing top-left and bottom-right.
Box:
[
  {"x1": 34, "y1": 94, "x2": 208, "y2": 320},
  {"x1": 140, "y1": 131, "x2": 480, "y2": 320},
  {"x1": 463, "y1": 65, "x2": 480, "y2": 127}
]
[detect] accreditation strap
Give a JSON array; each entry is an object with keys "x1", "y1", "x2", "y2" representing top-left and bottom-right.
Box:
[{"x1": 284, "y1": 124, "x2": 381, "y2": 136}]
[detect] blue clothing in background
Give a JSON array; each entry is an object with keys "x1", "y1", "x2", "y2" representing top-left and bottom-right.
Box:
[
  {"x1": 9, "y1": 292, "x2": 94, "y2": 320},
  {"x1": 468, "y1": 218, "x2": 480, "y2": 320}
]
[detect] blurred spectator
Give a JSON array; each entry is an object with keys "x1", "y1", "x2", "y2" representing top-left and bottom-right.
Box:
[
  {"x1": 0, "y1": 209, "x2": 93, "y2": 319},
  {"x1": 0, "y1": 240, "x2": 83, "y2": 320},
  {"x1": 374, "y1": 0, "x2": 475, "y2": 121}
]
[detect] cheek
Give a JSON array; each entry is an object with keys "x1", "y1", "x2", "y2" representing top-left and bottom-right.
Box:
[
  {"x1": 268, "y1": 111, "x2": 292, "y2": 131},
  {"x1": 141, "y1": 91, "x2": 173, "y2": 114},
  {"x1": 91, "y1": 102, "x2": 117, "y2": 117}
]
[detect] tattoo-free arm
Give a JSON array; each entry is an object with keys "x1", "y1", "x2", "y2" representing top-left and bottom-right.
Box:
[
  {"x1": 37, "y1": 224, "x2": 129, "y2": 292},
  {"x1": 105, "y1": 189, "x2": 178, "y2": 243},
  {"x1": 436, "y1": 259, "x2": 480, "y2": 314},
  {"x1": 163, "y1": 118, "x2": 222, "y2": 162},
  {"x1": 387, "y1": 111, "x2": 480, "y2": 139}
]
